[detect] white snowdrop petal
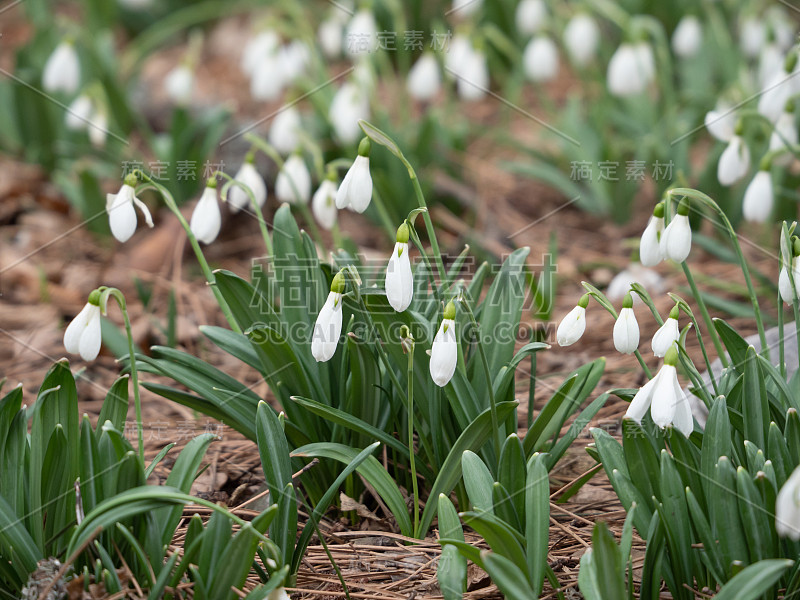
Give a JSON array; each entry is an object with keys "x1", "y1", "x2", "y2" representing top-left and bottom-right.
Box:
[
  {"x1": 64, "y1": 303, "x2": 93, "y2": 354},
  {"x1": 523, "y1": 36, "x2": 559, "y2": 82},
  {"x1": 556, "y1": 306, "x2": 585, "y2": 347},
  {"x1": 430, "y1": 319, "x2": 457, "y2": 387},
  {"x1": 742, "y1": 171, "x2": 774, "y2": 223},
  {"x1": 563, "y1": 14, "x2": 599, "y2": 67},
  {"x1": 639, "y1": 216, "x2": 663, "y2": 267},
  {"x1": 78, "y1": 307, "x2": 102, "y2": 362},
  {"x1": 613, "y1": 307, "x2": 639, "y2": 354},
  {"x1": 312, "y1": 180, "x2": 338, "y2": 230},
  {"x1": 652, "y1": 318, "x2": 679, "y2": 357},
  {"x1": 650, "y1": 365, "x2": 678, "y2": 428},
  {"x1": 777, "y1": 467, "x2": 800, "y2": 540},
  {"x1": 190, "y1": 187, "x2": 222, "y2": 244},
  {"x1": 311, "y1": 292, "x2": 343, "y2": 362}
]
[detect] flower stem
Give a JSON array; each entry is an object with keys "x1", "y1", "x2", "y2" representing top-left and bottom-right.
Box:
[
  {"x1": 102, "y1": 289, "x2": 144, "y2": 464},
  {"x1": 461, "y1": 297, "x2": 501, "y2": 460},
  {"x1": 134, "y1": 171, "x2": 242, "y2": 334},
  {"x1": 670, "y1": 188, "x2": 768, "y2": 361},
  {"x1": 405, "y1": 338, "x2": 420, "y2": 535},
  {"x1": 681, "y1": 262, "x2": 729, "y2": 368}
]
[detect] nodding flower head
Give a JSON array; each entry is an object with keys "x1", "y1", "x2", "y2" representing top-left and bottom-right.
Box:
[
  {"x1": 430, "y1": 301, "x2": 458, "y2": 387},
  {"x1": 106, "y1": 173, "x2": 154, "y2": 243},
  {"x1": 64, "y1": 289, "x2": 103, "y2": 361}
]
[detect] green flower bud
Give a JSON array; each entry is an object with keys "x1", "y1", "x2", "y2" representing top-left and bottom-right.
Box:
[
  {"x1": 663, "y1": 343, "x2": 679, "y2": 366},
  {"x1": 443, "y1": 300, "x2": 456, "y2": 320},
  {"x1": 123, "y1": 172, "x2": 138, "y2": 187},
  {"x1": 396, "y1": 222, "x2": 410, "y2": 244},
  {"x1": 331, "y1": 270, "x2": 346, "y2": 294},
  {"x1": 677, "y1": 198, "x2": 690, "y2": 216},
  {"x1": 357, "y1": 137, "x2": 371, "y2": 157}
]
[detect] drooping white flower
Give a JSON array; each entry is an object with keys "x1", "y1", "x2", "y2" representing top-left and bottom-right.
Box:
[
  {"x1": 556, "y1": 294, "x2": 589, "y2": 347},
  {"x1": 165, "y1": 64, "x2": 194, "y2": 106},
  {"x1": 269, "y1": 107, "x2": 302, "y2": 156},
  {"x1": 767, "y1": 6, "x2": 796, "y2": 51},
  {"x1": 758, "y1": 69, "x2": 794, "y2": 123},
  {"x1": 43, "y1": 41, "x2": 80, "y2": 94},
  {"x1": 515, "y1": 0, "x2": 548, "y2": 35},
  {"x1": 280, "y1": 41, "x2": 311, "y2": 84},
  {"x1": 613, "y1": 294, "x2": 639, "y2": 355},
  {"x1": 704, "y1": 103, "x2": 736, "y2": 142},
  {"x1": 456, "y1": 46, "x2": 489, "y2": 101},
  {"x1": 607, "y1": 42, "x2": 655, "y2": 97},
  {"x1": 639, "y1": 203, "x2": 665, "y2": 267},
  {"x1": 250, "y1": 55, "x2": 286, "y2": 101},
  {"x1": 717, "y1": 135, "x2": 751, "y2": 186},
  {"x1": 319, "y1": 19, "x2": 344, "y2": 59},
  {"x1": 606, "y1": 264, "x2": 664, "y2": 302},
  {"x1": 229, "y1": 158, "x2": 267, "y2": 213},
  {"x1": 190, "y1": 180, "x2": 222, "y2": 244},
  {"x1": 451, "y1": 0, "x2": 483, "y2": 19},
  {"x1": 64, "y1": 294, "x2": 103, "y2": 362},
  {"x1": 652, "y1": 305, "x2": 680, "y2": 357},
  {"x1": 106, "y1": 175, "x2": 154, "y2": 243},
  {"x1": 335, "y1": 139, "x2": 372, "y2": 213},
  {"x1": 345, "y1": 10, "x2": 377, "y2": 55},
  {"x1": 66, "y1": 94, "x2": 92, "y2": 131},
  {"x1": 563, "y1": 13, "x2": 600, "y2": 67},
  {"x1": 625, "y1": 345, "x2": 693, "y2": 437},
  {"x1": 312, "y1": 178, "x2": 338, "y2": 230},
  {"x1": 275, "y1": 154, "x2": 312, "y2": 205},
  {"x1": 770, "y1": 107, "x2": 798, "y2": 166},
  {"x1": 312, "y1": 273, "x2": 345, "y2": 362},
  {"x1": 445, "y1": 35, "x2": 472, "y2": 80},
  {"x1": 777, "y1": 465, "x2": 800, "y2": 540},
  {"x1": 430, "y1": 301, "x2": 458, "y2": 387},
  {"x1": 329, "y1": 82, "x2": 370, "y2": 145},
  {"x1": 671, "y1": 15, "x2": 703, "y2": 58},
  {"x1": 779, "y1": 259, "x2": 799, "y2": 304},
  {"x1": 660, "y1": 202, "x2": 692, "y2": 263},
  {"x1": 759, "y1": 43, "x2": 784, "y2": 88},
  {"x1": 88, "y1": 108, "x2": 108, "y2": 148},
  {"x1": 241, "y1": 30, "x2": 280, "y2": 76},
  {"x1": 385, "y1": 224, "x2": 413, "y2": 312},
  {"x1": 739, "y1": 16, "x2": 765, "y2": 59},
  {"x1": 267, "y1": 587, "x2": 291, "y2": 600},
  {"x1": 742, "y1": 170, "x2": 774, "y2": 223},
  {"x1": 407, "y1": 53, "x2": 442, "y2": 101},
  {"x1": 523, "y1": 36, "x2": 559, "y2": 82}
]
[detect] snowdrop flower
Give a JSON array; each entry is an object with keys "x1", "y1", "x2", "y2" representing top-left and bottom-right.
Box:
[
  {"x1": 625, "y1": 345, "x2": 693, "y2": 437},
  {"x1": 767, "y1": 7, "x2": 796, "y2": 51},
  {"x1": 43, "y1": 41, "x2": 80, "y2": 94},
  {"x1": 563, "y1": 13, "x2": 600, "y2": 67},
  {"x1": 275, "y1": 154, "x2": 312, "y2": 205},
  {"x1": 607, "y1": 41, "x2": 655, "y2": 97},
  {"x1": 777, "y1": 465, "x2": 800, "y2": 540},
  {"x1": 779, "y1": 232, "x2": 800, "y2": 304},
  {"x1": 704, "y1": 103, "x2": 735, "y2": 142},
  {"x1": 312, "y1": 272, "x2": 345, "y2": 362},
  {"x1": 229, "y1": 155, "x2": 267, "y2": 213},
  {"x1": 660, "y1": 199, "x2": 692, "y2": 263},
  {"x1": 456, "y1": 46, "x2": 489, "y2": 101},
  {"x1": 267, "y1": 588, "x2": 291, "y2": 600},
  {"x1": 64, "y1": 291, "x2": 103, "y2": 361},
  {"x1": 335, "y1": 138, "x2": 372, "y2": 213},
  {"x1": 241, "y1": 30, "x2": 280, "y2": 76},
  {"x1": 639, "y1": 202, "x2": 665, "y2": 267},
  {"x1": 329, "y1": 82, "x2": 370, "y2": 145},
  {"x1": 445, "y1": 35, "x2": 472, "y2": 80},
  {"x1": 106, "y1": 173, "x2": 154, "y2": 243},
  {"x1": 165, "y1": 64, "x2": 194, "y2": 106},
  {"x1": 66, "y1": 94, "x2": 92, "y2": 131},
  {"x1": 190, "y1": 178, "x2": 222, "y2": 244},
  {"x1": 250, "y1": 55, "x2": 286, "y2": 102},
  {"x1": 269, "y1": 107, "x2": 302, "y2": 156},
  {"x1": 319, "y1": 19, "x2": 344, "y2": 59},
  {"x1": 742, "y1": 168, "x2": 773, "y2": 223},
  {"x1": 613, "y1": 293, "x2": 639, "y2": 354},
  {"x1": 515, "y1": 0, "x2": 548, "y2": 35},
  {"x1": 556, "y1": 294, "x2": 589, "y2": 347},
  {"x1": 88, "y1": 108, "x2": 108, "y2": 148},
  {"x1": 312, "y1": 176, "x2": 338, "y2": 230},
  {"x1": 346, "y1": 10, "x2": 377, "y2": 55},
  {"x1": 430, "y1": 301, "x2": 458, "y2": 387},
  {"x1": 717, "y1": 133, "x2": 750, "y2": 186},
  {"x1": 769, "y1": 104, "x2": 798, "y2": 166},
  {"x1": 407, "y1": 53, "x2": 442, "y2": 101},
  {"x1": 759, "y1": 42, "x2": 784, "y2": 88},
  {"x1": 652, "y1": 305, "x2": 680, "y2": 357},
  {"x1": 607, "y1": 264, "x2": 664, "y2": 302},
  {"x1": 672, "y1": 15, "x2": 703, "y2": 58},
  {"x1": 758, "y1": 63, "x2": 795, "y2": 123},
  {"x1": 451, "y1": 0, "x2": 482, "y2": 19},
  {"x1": 385, "y1": 223, "x2": 413, "y2": 312},
  {"x1": 523, "y1": 36, "x2": 559, "y2": 82},
  {"x1": 739, "y1": 16, "x2": 765, "y2": 59},
  {"x1": 280, "y1": 41, "x2": 311, "y2": 84}
]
